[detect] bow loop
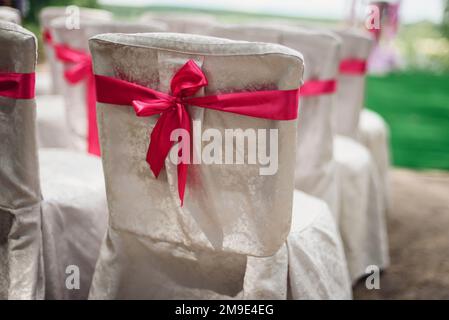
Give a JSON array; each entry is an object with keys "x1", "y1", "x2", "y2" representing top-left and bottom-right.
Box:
[{"x1": 170, "y1": 60, "x2": 208, "y2": 98}]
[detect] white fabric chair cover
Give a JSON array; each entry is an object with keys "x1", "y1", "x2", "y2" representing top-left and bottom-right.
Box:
[
  {"x1": 0, "y1": 6, "x2": 21, "y2": 24},
  {"x1": 200, "y1": 24, "x2": 340, "y2": 218},
  {"x1": 203, "y1": 23, "x2": 389, "y2": 282},
  {"x1": 35, "y1": 8, "x2": 113, "y2": 148},
  {"x1": 332, "y1": 29, "x2": 389, "y2": 280},
  {"x1": 333, "y1": 29, "x2": 372, "y2": 139},
  {"x1": 140, "y1": 11, "x2": 216, "y2": 33},
  {"x1": 88, "y1": 32, "x2": 351, "y2": 299},
  {"x1": 49, "y1": 18, "x2": 166, "y2": 153},
  {"x1": 358, "y1": 109, "x2": 390, "y2": 207},
  {"x1": 39, "y1": 7, "x2": 113, "y2": 95},
  {"x1": 0, "y1": 21, "x2": 108, "y2": 299},
  {"x1": 334, "y1": 29, "x2": 391, "y2": 209}
]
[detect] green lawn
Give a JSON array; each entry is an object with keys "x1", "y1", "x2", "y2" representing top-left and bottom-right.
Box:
[{"x1": 366, "y1": 72, "x2": 449, "y2": 170}]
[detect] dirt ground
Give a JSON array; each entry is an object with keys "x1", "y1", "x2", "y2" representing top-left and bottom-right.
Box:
[{"x1": 353, "y1": 168, "x2": 449, "y2": 299}]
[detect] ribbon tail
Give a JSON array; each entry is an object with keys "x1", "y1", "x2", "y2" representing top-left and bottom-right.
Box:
[
  {"x1": 176, "y1": 107, "x2": 191, "y2": 206},
  {"x1": 87, "y1": 75, "x2": 101, "y2": 156},
  {"x1": 147, "y1": 110, "x2": 178, "y2": 178}
]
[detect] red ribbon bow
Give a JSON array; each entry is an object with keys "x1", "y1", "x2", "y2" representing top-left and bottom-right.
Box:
[
  {"x1": 0, "y1": 72, "x2": 35, "y2": 99},
  {"x1": 55, "y1": 44, "x2": 100, "y2": 156},
  {"x1": 95, "y1": 59, "x2": 300, "y2": 205}
]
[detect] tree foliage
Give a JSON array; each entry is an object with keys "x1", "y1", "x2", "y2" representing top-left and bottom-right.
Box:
[{"x1": 443, "y1": 0, "x2": 449, "y2": 38}]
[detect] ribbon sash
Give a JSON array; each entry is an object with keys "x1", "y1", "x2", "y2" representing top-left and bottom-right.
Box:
[
  {"x1": 300, "y1": 79, "x2": 336, "y2": 97},
  {"x1": 54, "y1": 44, "x2": 100, "y2": 156},
  {"x1": 0, "y1": 72, "x2": 35, "y2": 99},
  {"x1": 42, "y1": 28, "x2": 53, "y2": 45},
  {"x1": 95, "y1": 60, "x2": 300, "y2": 205},
  {"x1": 339, "y1": 58, "x2": 367, "y2": 75}
]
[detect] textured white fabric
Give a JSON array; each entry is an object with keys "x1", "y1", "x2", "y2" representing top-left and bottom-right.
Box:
[
  {"x1": 201, "y1": 23, "x2": 389, "y2": 282},
  {"x1": 0, "y1": 22, "x2": 108, "y2": 300},
  {"x1": 245, "y1": 190, "x2": 352, "y2": 300},
  {"x1": 332, "y1": 29, "x2": 390, "y2": 280},
  {"x1": 35, "y1": 94, "x2": 72, "y2": 148},
  {"x1": 358, "y1": 109, "x2": 390, "y2": 208},
  {"x1": 0, "y1": 21, "x2": 43, "y2": 300},
  {"x1": 200, "y1": 24, "x2": 340, "y2": 219},
  {"x1": 333, "y1": 29, "x2": 373, "y2": 139},
  {"x1": 50, "y1": 18, "x2": 167, "y2": 153},
  {"x1": 334, "y1": 135, "x2": 389, "y2": 281},
  {"x1": 87, "y1": 32, "x2": 350, "y2": 299},
  {"x1": 39, "y1": 149, "x2": 108, "y2": 300},
  {"x1": 0, "y1": 6, "x2": 21, "y2": 24},
  {"x1": 39, "y1": 7, "x2": 113, "y2": 95}
]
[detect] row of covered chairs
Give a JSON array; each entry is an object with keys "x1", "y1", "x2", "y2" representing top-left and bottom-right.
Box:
[{"x1": 0, "y1": 6, "x2": 390, "y2": 299}]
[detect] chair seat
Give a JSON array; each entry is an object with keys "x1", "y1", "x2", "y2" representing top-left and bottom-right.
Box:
[
  {"x1": 334, "y1": 135, "x2": 390, "y2": 282},
  {"x1": 89, "y1": 190, "x2": 352, "y2": 300},
  {"x1": 39, "y1": 149, "x2": 108, "y2": 299},
  {"x1": 36, "y1": 95, "x2": 72, "y2": 149}
]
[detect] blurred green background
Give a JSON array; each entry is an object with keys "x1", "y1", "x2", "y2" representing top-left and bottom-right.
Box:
[{"x1": 17, "y1": 0, "x2": 449, "y2": 171}]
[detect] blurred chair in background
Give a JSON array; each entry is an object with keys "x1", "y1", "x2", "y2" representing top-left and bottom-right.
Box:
[
  {"x1": 49, "y1": 17, "x2": 166, "y2": 155},
  {"x1": 35, "y1": 7, "x2": 113, "y2": 150},
  {"x1": 0, "y1": 5, "x2": 21, "y2": 24},
  {"x1": 0, "y1": 21, "x2": 107, "y2": 300}
]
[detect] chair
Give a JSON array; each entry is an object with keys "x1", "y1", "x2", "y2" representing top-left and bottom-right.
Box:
[
  {"x1": 48, "y1": 18, "x2": 166, "y2": 155},
  {"x1": 201, "y1": 23, "x2": 389, "y2": 282},
  {"x1": 35, "y1": 7, "x2": 113, "y2": 149},
  {"x1": 0, "y1": 21, "x2": 107, "y2": 300},
  {"x1": 335, "y1": 29, "x2": 391, "y2": 210},
  {"x1": 88, "y1": 32, "x2": 351, "y2": 299}
]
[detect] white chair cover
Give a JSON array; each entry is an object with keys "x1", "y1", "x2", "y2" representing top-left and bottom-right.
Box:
[
  {"x1": 0, "y1": 21, "x2": 108, "y2": 299},
  {"x1": 334, "y1": 29, "x2": 391, "y2": 209},
  {"x1": 358, "y1": 109, "x2": 391, "y2": 207},
  {"x1": 332, "y1": 30, "x2": 390, "y2": 281},
  {"x1": 88, "y1": 32, "x2": 351, "y2": 299},
  {"x1": 0, "y1": 22, "x2": 43, "y2": 300},
  {"x1": 333, "y1": 29, "x2": 372, "y2": 138},
  {"x1": 200, "y1": 24, "x2": 340, "y2": 218},
  {"x1": 0, "y1": 6, "x2": 21, "y2": 24},
  {"x1": 39, "y1": 7, "x2": 113, "y2": 95},
  {"x1": 49, "y1": 18, "x2": 166, "y2": 153},
  {"x1": 35, "y1": 8, "x2": 113, "y2": 148}
]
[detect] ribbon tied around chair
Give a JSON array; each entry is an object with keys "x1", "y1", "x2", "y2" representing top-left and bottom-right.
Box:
[
  {"x1": 95, "y1": 59, "x2": 300, "y2": 205},
  {"x1": 0, "y1": 72, "x2": 35, "y2": 99},
  {"x1": 55, "y1": 44, "x2": 100, "y2": 156}
]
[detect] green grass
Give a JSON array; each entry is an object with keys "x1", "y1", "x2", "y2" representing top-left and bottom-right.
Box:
[{"x1": 366, "y1": 72, "x2": 449, "y2": 170}]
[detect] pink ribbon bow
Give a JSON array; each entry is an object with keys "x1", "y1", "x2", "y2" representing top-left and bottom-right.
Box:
[
  {"x1": 95, "y1": 59, "x2": 300, "y2": 205},
  {"x1": 55, "y1": 44, "x2": 100, "y2": 156},
  {"x1": 0, "y1": 72, "x2": 35, "y2": 99}
]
